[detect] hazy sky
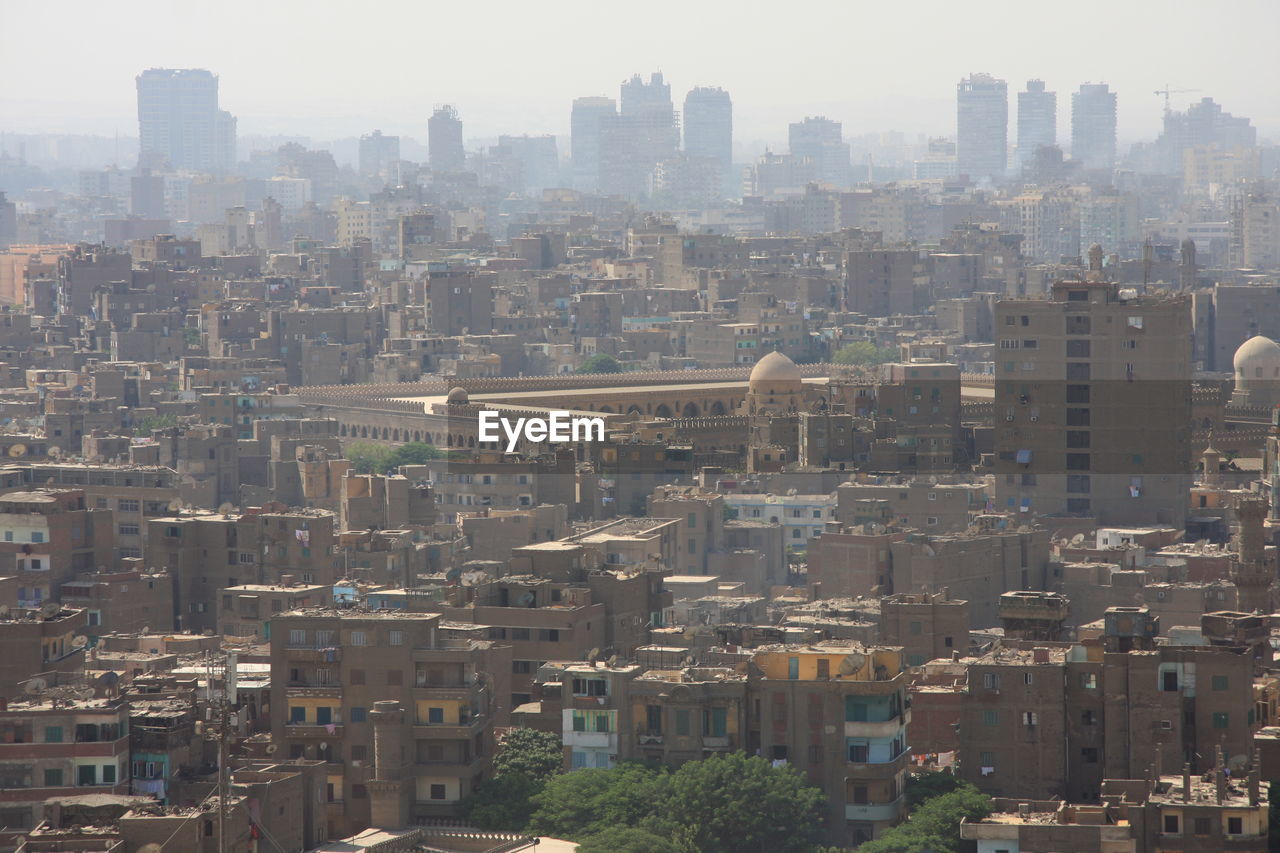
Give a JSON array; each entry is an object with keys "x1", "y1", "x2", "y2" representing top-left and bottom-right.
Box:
[{"x1": 3, "y1": 0, "x2": 1277, "y2": 152}]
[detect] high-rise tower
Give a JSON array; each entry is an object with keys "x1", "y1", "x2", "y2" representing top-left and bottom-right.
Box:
[
  {"x1": 570, "y1": 96, "x2": 617, "y2": 192},
  {"x1": 136, "y1": 68, "x2": 236, "y2": 172},
  {"x1": 957, "y1": 73, "x2": 1008, "y2": 182},
  {"x1": 1016, "y1": 80, "x2": 1057, "y2": 167},
  {"x1": 1071, "y1": 83, "x2": 1118, "y2": 171},
  {"x1": 428, "y1": 105, "x2": 466, "y2": 173},
  {"x1": 683, "y1": 87, "x2": 733, "y2": 194}
]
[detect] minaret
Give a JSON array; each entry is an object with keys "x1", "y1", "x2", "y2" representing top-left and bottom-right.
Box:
[
  {"x1": 1180, "y1": 238, "x2": 1197, "y2": 290},
  {"x1": 368, "y1": 700, "x2": 409, "y2": 828},
  {"x1": 1086, "y1": 243, "x2": 1105, "y2": 281},
  {"x1": 1231, "y1": 495, "x2": 1273, "y2": 613},
  {"x1": 1201, "y1": 434, "x2": 1223, "y2": 487}
]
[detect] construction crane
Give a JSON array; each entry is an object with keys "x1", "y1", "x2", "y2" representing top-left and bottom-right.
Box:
[{"x1": 1154, "y1": 85, "x2": 1201, "y2": 114}]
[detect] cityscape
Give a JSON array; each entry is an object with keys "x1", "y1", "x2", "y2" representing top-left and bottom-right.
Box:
[{"x1": 2, "y1": 3, "x2": 1280, "y2": 852}]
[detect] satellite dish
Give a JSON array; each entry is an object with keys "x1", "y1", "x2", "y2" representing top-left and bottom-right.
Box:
[
  {"x1": 48, "y1": 446, "x2": 62, "y2": 459},
  {"x1": 586, "y1": 647, "x2": 601, "y2": 663},
  {"x1": 24, "y1": 678, "x2": 47, "y2": 694},
  {"x1": 72, "y1": 635, "x2": 89, "y2": 648},
  {"x1": 319, "y1": 742, "x2": 329, "y2": 751},
  {"x1": 138, "y1": 844, "x2": 163, "y2": 853},
  {"x1": 1071, "y1": 533, "x2": 1085, "y2": 546},
  {"x1": 218, "y1": 503, "x2": 234, "y2": 515},
  {"x1": 78, "y1": 688, "x2": 95, "y2": 701},
  {"x1": 838, "y1": 653, "x2": 866, "y2": 676},
  {"x1": 607, "y1": 655, "x2": 618, "y2": 667},
  {"x1": 517, "y1": 591, "x2": 535, "y2": 607},
  {"x1": 41, "y1": 602, "x2": 61, "y2": 618},
  {"x1": 8, "y1": 443, "x2": 26, "y2": 457},
  {"x1": 1228, "y1": 754, "x2": 1249, "y2": 773},
  {"x1": 167, "y1": 499, "x2": 182, "y2": 512},
  {"x1": 265, "y1": 743, "x2": 279, "y2": 755},
  {"x1": 0, "y1": 605, "x2": 9, "y2": 619}
]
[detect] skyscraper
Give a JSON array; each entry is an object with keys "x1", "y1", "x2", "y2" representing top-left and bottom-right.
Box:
[
  {"x1": 1016, "y1": 80, "x2": 1057, "y2": 167},
  {"x1": 1071, "y1": 83, "x2": 1118, "y2": 171},
  {"x1": 135, "y1": 68, "x2": 236, "y2": 172},
  {"x1": 956, "y1": 73, "x2": 1008, "y2": 183},
  {"x1": 428, "y1": 106, "x2": 465, "y2": 173},
  {"x1": 596, "y1": 73, "x2": 679, "y2": 200},
  {"x1": 682, "y1": 87, "x2": 733, "y2": 195},
  {"x1": 789, "y1": 116, "x2": 849, "y2": 186},
  {"x1": 358, "y1": 130, "x2": 401, "y2": 177},
  {"x1": 570, "y1": 96, "x2": 617, "y2": 192}
]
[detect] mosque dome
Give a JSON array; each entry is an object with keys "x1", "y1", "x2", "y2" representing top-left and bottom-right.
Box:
[
  {"x1": 1233, "y1": 335, "x2": 1280, "y2": 382},
  {"x1": 446, "y1": 387, "x2": 470, "y2": 405},
  {"x1": 748, "y1": 351, "x2": 802, "y2": 388}
]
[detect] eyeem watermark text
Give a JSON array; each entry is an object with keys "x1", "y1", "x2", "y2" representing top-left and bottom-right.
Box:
[{"x1": 477, "y1": 410, "x2": 605, "y2": 452}]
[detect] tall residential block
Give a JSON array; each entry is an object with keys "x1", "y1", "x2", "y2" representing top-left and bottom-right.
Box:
[
  {"x1": 570, "y1": 96, "x2": 617, "y2": 192},
  {"x1": 1017, "y1": 79, "x2": 1057, "y2": 166},
  {"x1": 136, "y1": 68, "x2": 236, "y2": 172},
  {"x1": 428, "y1": 106, "x2": 465, "y2": 173},
  {"x1": 682, "y1": 87, "x2": 733, "y2": 195},
  {"x1": 957, "y1": 73, "x2": 1008, "y2": 182},
  {"x1": 1071, "y1": 83, "x2": 1118, "y2": 171},
  {"x1": 993, "y1": 266, "x2": 1193, "y2": 528}
]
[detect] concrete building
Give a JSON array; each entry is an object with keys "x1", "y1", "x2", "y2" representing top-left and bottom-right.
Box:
[
  {"x1": 135, "y1": 68, "x2": 236, "y2": 172},
  {"x1": 682, "y1": 87, "x2": 733, "y2": 196},
  {"x1": 1071, "y1": 83, "x2": 1118, "y2": 172},
  {"x1": 269, "y1": 608, "x2": 510, "y2": 837},
  {"x1": 957, "y1": 73, "x2": 1008, "y2": 182},
  {"x1": 0, "y1": 606, "x2": 88, "y2": 703},
  {"x1": 358, "y1": 130, "x2": 400, "y2": 177},
  {"x1": 844, "y1": 250, "x2": 915, "y2": 317},
  {"x1": 789, "y1": 116, "x2": 849, "y2": 187},
  {"x1": 0, "y1": 490, "x2": 113, "y2": 609},
  {"x1": 427, "y1": 106, "x2": 465, "y2": 173},
  {"x1": 570, "y1": 96, "x2": 616, "y2": 192},
  {"x1": 749, "y1": 644, "x2": 909, "y2": 846},
  {"x1": 1017, "y1": 79, "x2": 1057, "y2": 167},
  {"x1": 879, "y1": 591, "x2": 970, "y2": 667},
  {"x1": 994, "y1": 272, "x2": 1193, "y2": 528}
]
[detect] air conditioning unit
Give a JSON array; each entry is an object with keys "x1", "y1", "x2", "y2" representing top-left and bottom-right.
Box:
[{"x1": 1030, "y1": 416, "x2": 1039, "y2": 422}]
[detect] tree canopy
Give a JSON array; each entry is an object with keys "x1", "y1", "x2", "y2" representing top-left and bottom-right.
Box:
[
  {"x1": 462, "y1": 729, "x2": 565, "y2": 831},
  {"x1": 574, "y1": 827, "x2": 680, "y2": 853},
  {"x1": 832, "y1": 340, "x2": 899, "y2": 366},
  {"x1": 576, "y1": 353, "x2": 624, "y2": 374},
  {"x1": 856, "y1": 782, "x2": 992, "y2": 853},
  {"x1": 492, "y1": 728, "x2": 563, "y2": 782},
  {"x1": 344, "y1": 441, "x2": 446, "y2": 475},
  {"x1": 527, "y1": 763, "x2": 669, "y2": 841}
]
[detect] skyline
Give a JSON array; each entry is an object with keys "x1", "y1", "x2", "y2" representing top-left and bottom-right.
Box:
[{"x1": 2, "y1": 0, "x2": 1278, "y2": 152}]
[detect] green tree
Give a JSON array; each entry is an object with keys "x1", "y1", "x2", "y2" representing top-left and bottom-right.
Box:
[
  {"x1": 461, "y1": 773, "x2": 540, "y2": 830},
  {"x1": 905, "y1": 770, "x2": 963, "y2": 809},
  {"x1": 576, "y1": 353, "x2": 623, "y2": 374},
  {"x1": 527, "y1": 763, "x2": 669, "y2": 840},
  {"x1": 650, "y1": 753, "x2": 826, "y2": 853},
  {"x1": 857, "y1": 784, "x2": 992, "y2": 853},
  {"x1": 575, "y1": 827, "x2": 680, "y2": 853},
  {"x1": 832, "y1": 340, "x2": 898, "y2": 366},
  {"x1": 344, "y1": 442, "x2": 394, "y2": 475},
  {"x1": 133, "y1": 414, "x2": 179, "y2": 437},
  {"x1": 492, "y1": 728, "x2": 563, "y2": 783},
  {"x1": 387, "y1": 441, "x2": 446, "y2": 468}
]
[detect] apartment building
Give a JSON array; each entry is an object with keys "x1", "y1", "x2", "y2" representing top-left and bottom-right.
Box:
[
  {"x1": 994, "y1": 276, "x2": 1193, "y2": 527},
  {"x1": 0, "y1": 606, "x2": 88, "y2": 705},
  {"x1": 218, "y1": 580, "x2": 331, "y2": 639},
  {"x1": 879, "y1": 591, "x2": 970, "y2": 666},
  {"x1": 0, "y1": 696, "x2": 130, "y2": 847},
  {"x1": 723, "y1": 493, "x2": 837, "y2": 552},
  {"x1": 269, "y1": 608, "x2": 511, "y2": 837},
  {"x1": 834, "y1": 479, "x2": 985, "y2": 533},
  {"x1": 57, "y1": 569, "x2": 174, "y2": 638},
  {"x1": 145, "y1": 507, "x2": 337, "y2": 632},
  {"x1": 0, "y1": 490, "x2": 113, "y2": 608},
  {"x1": 749, "y1": 644, "x2": 910, "y2": 846}
]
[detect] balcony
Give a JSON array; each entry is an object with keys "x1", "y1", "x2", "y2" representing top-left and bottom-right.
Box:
[
  {"x1": 845, "y1": 750, "x2": 910, "y2": 780},
  {"x1": 285, "y1": 723, "x2": 344, "y2": 738},
  {"x1": 411, "y1": 717, "x2": 485, "y2": 739},
  {"x1": 286, "y1": 647, "x2": 341, "y2": 664},
  {"x1": 702, "y1": 735, "x2": 732, "y2": 750},
  {"x1": 286, "y1": 684, "x2": 343, "y2": 697},
  {"x1": 845, "y1": 795, "x2": 905, "y2": 823},
  {"x1": 412, "y1": 684, "x2": 480, "y2": 703},
  {"x1": 637, "y1": 731, "x2": 664, "y2": 745},
  {"x1": 844, "y1": 711, "x2": 909, "y2": 739},
  {"x1": 564, "y1": 730, "x2": 617, "y2": 750}
]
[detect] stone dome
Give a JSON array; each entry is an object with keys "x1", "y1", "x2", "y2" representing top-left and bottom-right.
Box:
[
  {"x1": 446, "y1": 387, "x2": 470, "y2": 405},
  {"x1": 749, "y1": 351, "x2": 801, "y2": 387},
  {"x1": 1233, "y1": 335, "x2": 1280, "y2": 382}
]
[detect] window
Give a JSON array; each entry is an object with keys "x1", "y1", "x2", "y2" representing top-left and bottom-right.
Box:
[
  {"x1": 572, "y1": 678, "x2": 607, "y2": 697},
  {"x1": 1066, "y1": 407, "x2": 1091, "y2": 426},
  {"x1": 350, "y1": 669, "x2": 365, "y2": 686},
  {"x1": 44, "y1": 768, "x2": 63, "y2": 786},
  {"x1": 1162, "y1": 671, "x2": 1179, "y2": 692},
  {"x1": 289, "y1": 629, "x2": 306, "y2": 646},
  {"x1": 118, "y1": 524, "x2": 140, "y2": 536},
  {"x1": 350, "y1": 707, "x2": 366, "y2": 723},
  {"x1": 430, "y1": 784, "x2": 446, "y2": 800},
  {"x1": 1212, "y1": 675, "x2": 1228, "y2": 691},
  {"x1": 676, "y1": 709, "x2": 691, "y2": 736},
  {"x1": 78, "y1": 765, "x2": 96, "y2": 786},
  {"x1": 1081, "y1": 710, "x2": 1096, "y2": 725},
  {"x1": 349, "y1": 631, "x2": 366, "y2": 646},
  {"x1": 513, "y1": 660, "x2": 532, "y2": 674},
  {"x1": 1022, "y1": 711, "x2": 1038, "y2": 726},
  {"x1": 980, "y1": 751, "x2": 995, "y2": 768},
  {"x1": 1163, "y1": 814, "x2": 1180, "y2": 834},
  {"x1": 1067, "y1": 474, "x2": 1091, "y2": 493},
  {"x1": 102, "y1": 764, "x2": 116, "y2": 784},
  {"x1": 1228, "y1": 816, "x2": 1244, "y2": 835},
  {"x1": 428, "y1": 707, "x2": 444, "y2": 724},
  {"x1": 1213, "y1": 712, "x2": 1230, "y2": 729},
  {"x1": 1066, "y1": 453, "x2": 1090, "y2": 471},
  {"x1": 1194, "y1": 817, "x2": 1211, "y2": 836},
  {"x1": 1080, "y1": 673, "x2": 1097, "y2": 689},
  {"x1": 290, "y1": 706, "x2": 306, "y2": 723},
  {"x1": 389, "y1": 630, "x2": 403, "y2": 646},
  {"x1": 982, "y1": 672, "x2": 1000, "y2": 691},
  {"x1": 848, "y1": 743, "x2": 869, "y2": 763},
  {"x1": 984, "y1": 710, "x2": 999, "y2": 727},
  {"x1": 31, "y1": 532, "x2": 44, "y2": 543},
  {"x1": 118, "y1": 499, "x2": 139, "y2": 512},
  {"x1": 1066, "y1": 384, "x2": 1091, "y2": 403},
  {"x1": 45, "y1": 726, "x2": 63, "y2": 743}
]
